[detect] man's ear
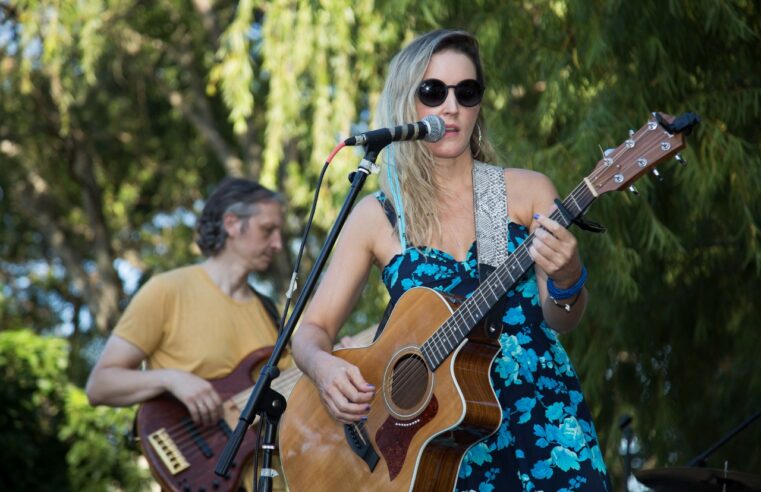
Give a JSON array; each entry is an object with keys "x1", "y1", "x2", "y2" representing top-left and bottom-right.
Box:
[{"x1": 222, "y1": 212, "x2": 241, "y2": 238}]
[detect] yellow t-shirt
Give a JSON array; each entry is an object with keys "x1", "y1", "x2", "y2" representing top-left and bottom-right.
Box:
[
  {"x1": 114, "y1": 264, "x2": 289, "y2": 491},
  {"x1": 115, "y1": 264, "x2": 290, "y2": 375}
]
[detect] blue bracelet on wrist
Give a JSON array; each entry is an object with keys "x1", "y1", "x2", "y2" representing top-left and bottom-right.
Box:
[{"x1": 547, "y1": 266, "x2": 587, "y2": 299}]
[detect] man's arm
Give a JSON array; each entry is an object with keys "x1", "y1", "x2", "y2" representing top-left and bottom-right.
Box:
[{"x1": 85, "y1": 335, "x2": 222, "y2": 426}]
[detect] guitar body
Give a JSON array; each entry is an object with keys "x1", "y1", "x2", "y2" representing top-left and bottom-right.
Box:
[
  {"x1": 136, "y1": 346, "x2": 273, "y2": 492},
  {"x1": 279, "y1": 287, "x2": 502, "y2": 492},
  {"x1": 280, "y1": 111, "x2": 699, "y2": 491}
]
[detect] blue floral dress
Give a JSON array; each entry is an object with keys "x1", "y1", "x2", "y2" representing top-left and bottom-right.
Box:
[{"x1": 376, "y1": 193, "x2": 611, "y2": 492}]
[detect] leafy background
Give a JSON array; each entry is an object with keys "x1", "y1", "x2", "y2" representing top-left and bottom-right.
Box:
[{"x1": 1, "y1": 1, "x2": 760, "y2": 490}]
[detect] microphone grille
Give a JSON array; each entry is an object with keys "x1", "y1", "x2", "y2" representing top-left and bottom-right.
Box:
[{"x1": 422, "y1": 115, "x2": 445, "y2": 142}]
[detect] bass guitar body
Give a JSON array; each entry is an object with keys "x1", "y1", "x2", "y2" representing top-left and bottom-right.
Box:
[
  {"x1": 136, "y1": 346, "x2": 273, "y2": 492},
  {"x1": 279, "y1": 287, "x2": 502, "y2": 492}
]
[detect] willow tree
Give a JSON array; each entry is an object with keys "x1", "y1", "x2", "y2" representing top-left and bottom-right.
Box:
[{"x1": 2, "y1": 0, "x2": 760, "y2": 488}]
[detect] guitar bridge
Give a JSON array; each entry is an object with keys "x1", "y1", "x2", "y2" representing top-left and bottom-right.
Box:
[
  {"x1": 344, "y1": 422, "x2": 379, "y2": 472},
  {"x1": 147, "y1": 428, "x2": 190, "y2": 475}
]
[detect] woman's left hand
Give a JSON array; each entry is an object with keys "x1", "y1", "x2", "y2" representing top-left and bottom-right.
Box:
[{"x1": 528, "y1": 213, "x2": 583, "y2": 288}]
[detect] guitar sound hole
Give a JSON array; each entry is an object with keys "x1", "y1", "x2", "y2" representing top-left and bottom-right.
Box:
[{"x1": 391, "y1": 354, "x2": 428, "y2": 410}]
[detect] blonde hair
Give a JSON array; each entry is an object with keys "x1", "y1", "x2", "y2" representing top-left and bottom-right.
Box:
[{"x1": 376, "y1": 29, "x2": 497, "y2": 247}]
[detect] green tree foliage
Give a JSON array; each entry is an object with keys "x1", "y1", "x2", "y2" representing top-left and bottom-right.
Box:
[
  {"x1": 0, "y1": 330, "x2": 69, "y2": 490},
  {"x1": 1, "y1": 0, "x2": 760, "y2": 488},
  {"x1": 0, "y1": 330, "x2": 150, "y2": 491}
]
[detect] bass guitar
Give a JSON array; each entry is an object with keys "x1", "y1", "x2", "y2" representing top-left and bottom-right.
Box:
[
  {"x1": 135, "y1": 328, "x2": 376, "y2": 492},
  {"x1": 279, "y1": 112, "x2": 699, "y2": 492}
]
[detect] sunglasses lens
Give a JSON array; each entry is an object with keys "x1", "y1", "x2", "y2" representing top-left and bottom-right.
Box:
[
  {"x1": 417, "y1": 80, "x2": 448, "y2": 107},
  {"x1": 417, "y1": 79, "x2": 484, "y2": 107},
  {"x1": 454, "y1": 80, "x2": 483, "y2": 107}
]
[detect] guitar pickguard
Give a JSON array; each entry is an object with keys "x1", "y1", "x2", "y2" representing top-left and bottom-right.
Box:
[{"x1": 375, "y1": 394, "x2": 439, "y2": 481}]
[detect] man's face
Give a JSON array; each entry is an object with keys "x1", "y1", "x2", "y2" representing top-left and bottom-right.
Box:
[{"x1": 226, "y1": 200, "x2": 283, "y2": 272}]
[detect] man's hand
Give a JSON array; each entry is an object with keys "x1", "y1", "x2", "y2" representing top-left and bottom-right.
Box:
[{"x1": 162, "y1": 369, "x2": 223, "y2": 427}]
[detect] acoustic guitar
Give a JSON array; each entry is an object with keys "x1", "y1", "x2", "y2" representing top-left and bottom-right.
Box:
[
  {"x1": 278, "y1": 112, "x2": 699, "y2": 492},
  {"x1": 135, "y1": 328, "x2": 376, "y2": 492}
]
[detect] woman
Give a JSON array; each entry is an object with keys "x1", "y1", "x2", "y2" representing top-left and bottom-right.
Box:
[{"x1": 291, "y1": 29, "x2": 611, "y2": 491}]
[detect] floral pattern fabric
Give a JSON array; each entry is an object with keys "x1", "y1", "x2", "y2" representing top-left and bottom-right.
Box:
[{"x1": 376, "y1": 193, "x2": 611, "y2": 492}]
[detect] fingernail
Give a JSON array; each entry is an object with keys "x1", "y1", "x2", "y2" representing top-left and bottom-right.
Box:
[
  {"x1": 360, "y1": 415, "x2": 368, "y2": 421},
  {"x1": 367, "y1": 384, "x2": 375, "y2": 389},
  {"x1": 533, "y1": 213, "x2": 540, "y2": 219},
  {"x1": 365, "y1": 404, "x2": 371, "y2": 411}
]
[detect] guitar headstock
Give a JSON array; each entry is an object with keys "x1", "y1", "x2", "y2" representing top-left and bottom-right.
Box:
[{"x1": 585, "y1": 112, "x2": 700, "y2": 196}]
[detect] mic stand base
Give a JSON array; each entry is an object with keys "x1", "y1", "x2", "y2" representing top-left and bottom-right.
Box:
[{"x1": 255, "y1": 394, "x2": 285, "y2": 492}]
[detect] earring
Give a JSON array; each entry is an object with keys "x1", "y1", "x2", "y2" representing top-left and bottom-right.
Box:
[{"x1": 473, "y1": 123, "x2": 483, "y2": 156}]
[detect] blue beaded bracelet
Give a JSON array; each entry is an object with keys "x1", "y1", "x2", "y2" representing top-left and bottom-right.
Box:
[{"x1": 547, "y1": 266, "x2": 587, "y2": 300}]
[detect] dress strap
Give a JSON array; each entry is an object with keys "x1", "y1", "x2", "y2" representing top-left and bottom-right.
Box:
[{"x1": 374, "y1": 192, "x2": 397, "y2": 226}]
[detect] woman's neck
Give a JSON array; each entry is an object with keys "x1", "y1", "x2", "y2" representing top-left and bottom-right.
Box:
[{"x1": 432, "y1": 153, "x2": 474, "y2": 191}]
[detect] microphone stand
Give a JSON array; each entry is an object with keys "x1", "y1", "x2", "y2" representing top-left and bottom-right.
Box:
[
  {"x1": 215, "y1": 144, "x2": 384, "y2": 492},
  {"x1": 685, "y1": 407, "x2": 761, "y2": 468}
]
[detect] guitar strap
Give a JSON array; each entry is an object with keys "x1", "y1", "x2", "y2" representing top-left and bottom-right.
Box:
[
  {"x1": 473, "y1": 160, "x2": 509, "y2": 339},
  {"x1": 373, "y1": 161, "x2": 510, "y2": 342},
  {"x1": 249, "y1": 284, "x2": 282, "y2": 333}
]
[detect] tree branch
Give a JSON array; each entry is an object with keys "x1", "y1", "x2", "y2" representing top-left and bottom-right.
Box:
[
  {"x1": 113, "y1": 22, "x2": 245, "y2": 175},
  {"x1": 192, "y1": 0, "x2": 222, "y2": 49}
]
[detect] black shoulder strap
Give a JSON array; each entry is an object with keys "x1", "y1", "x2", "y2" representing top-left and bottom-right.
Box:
[{"x1": 249, "y1": 285, "x2": 281, "y2": 332}]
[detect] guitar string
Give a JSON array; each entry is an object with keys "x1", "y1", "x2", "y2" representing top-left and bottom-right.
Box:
[
  {"x1": 370, "y1": 185, "x2": 593, "y2": 413},
  {"x1": 369, "y1": 170, "x2": 607, "y2": 417},
  {"x1": 159, "y1": 121, "x2": 669, "y2": 459},
  {"x1": 418, "y1": 120, "x2": 663, "y2": 370},
  {"x1": 360, "y1": 121, "x2": 665, "y2": 422},
  {"x1": 148, "y1": 367, "x2": 302, "y2": 454},
  {"x1": 150, "y1": 367, "x2": 313, "y2": 463},
  {"x1": 318, "y1": 121, "x2": 668, "y2": 443},
  {"x1": 145, "y1": 331, "x2": 377, "y2": 459}
]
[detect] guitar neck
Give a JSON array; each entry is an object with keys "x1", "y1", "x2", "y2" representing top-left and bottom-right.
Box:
[{"x1": 421, "y1": 181, "x2": 597, "y2": 370}]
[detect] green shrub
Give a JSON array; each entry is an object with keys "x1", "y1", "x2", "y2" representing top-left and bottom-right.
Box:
[{"x1": 0, "y1": 330, "x2": 151, "y2": 491}]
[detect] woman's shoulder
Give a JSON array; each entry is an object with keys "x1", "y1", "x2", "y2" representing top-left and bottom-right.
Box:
[
  {"x1": 504, "y1": 167, "x2": 553, "y2": 186},
  {"x1": 503, "y1": 167, "x2": 559, "y2": 224},
  {"x1": 354, "y1": 192, "x2": 391, "y2": 220},
  {"x1": 344, "y1": 193, "x2": 396, "y2": 241},
  {"x1": 341, "y1": 193, "x2": 400, "y2": 267}
]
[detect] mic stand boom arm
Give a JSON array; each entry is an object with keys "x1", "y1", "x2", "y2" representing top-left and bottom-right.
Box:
[
  {"x1": 686, "y1": 407, "x2": 761, "y2": 468},
  {"x1": 215, "y1": 145, "x2": 383, "y2": 491}
]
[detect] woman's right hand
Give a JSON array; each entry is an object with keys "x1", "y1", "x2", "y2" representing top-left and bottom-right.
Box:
[
  {"x1": 162, "y1": 369, "x2": 223, "y2": 427},
  {"x1": 312, "y1": 353, "x2": 376, "y2": 424}
]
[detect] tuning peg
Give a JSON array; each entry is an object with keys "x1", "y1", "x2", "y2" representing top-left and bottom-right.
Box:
[
  {"x1": 628, "y1": 185, "x2": 639, "y2": 195},
  {"x1": 651, "y1": 168, "x2": 663, "y2": 181},
  {"x1": 675, "y1": 153, "x2": 687, "y2": 165}
]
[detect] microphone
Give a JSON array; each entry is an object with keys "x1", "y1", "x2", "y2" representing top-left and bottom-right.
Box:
[{"x1": 344, "y1": 115, "x2": 445, "y2": 147}]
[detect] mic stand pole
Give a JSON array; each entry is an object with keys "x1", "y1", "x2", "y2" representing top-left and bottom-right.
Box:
[
  {"x1": 215, "y1": 145, "x2": 384, "y2": 491},
  {"x1": 685, "y1": 407, "x2": 761, "y2": 467}
]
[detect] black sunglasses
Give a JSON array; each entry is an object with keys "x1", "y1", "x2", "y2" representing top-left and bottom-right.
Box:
[{"x1": 417, "y1": 78, "x2": 484, "y2": 107}]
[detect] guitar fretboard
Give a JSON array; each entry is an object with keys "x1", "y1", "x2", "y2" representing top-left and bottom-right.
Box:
[{"x1": 420, "y1": 182, "x2": 597, "y2": 370}]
